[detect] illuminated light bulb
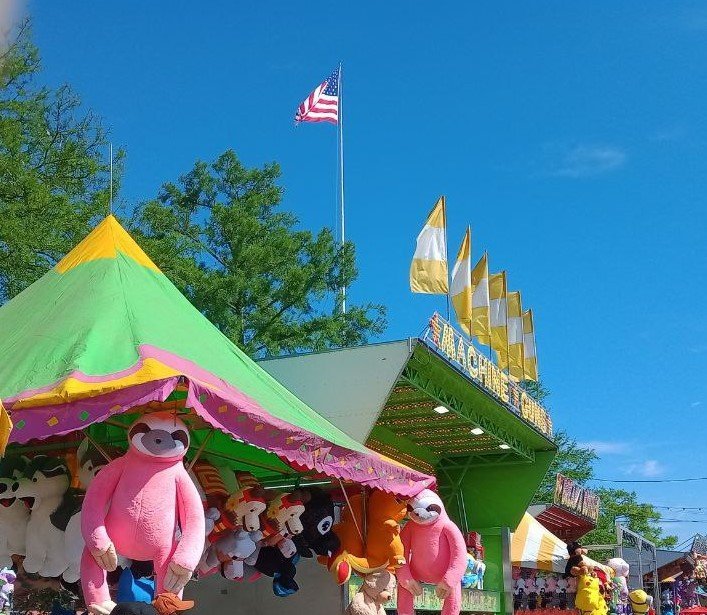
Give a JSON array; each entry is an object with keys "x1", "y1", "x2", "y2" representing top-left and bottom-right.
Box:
[
  {"x1": 470, "y1": 427, "x2": 484, "y2": 436},
  {"x1": 433, "y1": 405, "x2": 449, "y2": 414},
  {"x1": 499, "y1": 443, "x2": 511, "y2": 450}
]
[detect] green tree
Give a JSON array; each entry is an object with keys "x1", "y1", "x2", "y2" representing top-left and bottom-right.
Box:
[
  {"x1": 533, "y1": 430, "x2": 598, "y2": 503},
  {"x1": 0, "y1": 21, "x2": 115, "y2": 302},
  {"x1": 585, "y1": 488, "x2": 678, "y2": 550},
  {"x1": 131, "y1": 150, "x2": 386, "y2": 357},
  {"x1": 534, "y1": 432, "x2": 678, "y2": 550},
  {"x1": 523, "y1": 378, "x2": 551, "y2": 405}
]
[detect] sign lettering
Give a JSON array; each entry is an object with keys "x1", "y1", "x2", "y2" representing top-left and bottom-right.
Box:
[
  {"x1": 421, "y1": 313, "x2": 553, "y2": 437},
  {"x1": 553, "y1": 474, "x2": 600, "y2": 522}
]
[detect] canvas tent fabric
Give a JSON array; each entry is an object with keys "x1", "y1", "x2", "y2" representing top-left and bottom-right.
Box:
[
  {"x1": 511, "y1": 513, "x2": 612, "y2": 574},
  {"x1": 0, "y1": 216, "x2": 434, "y2": 496}
]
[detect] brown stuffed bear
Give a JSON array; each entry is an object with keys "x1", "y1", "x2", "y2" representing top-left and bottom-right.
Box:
[{"x1": 345, "y1": 571, "x2": 396, "y2": 615}]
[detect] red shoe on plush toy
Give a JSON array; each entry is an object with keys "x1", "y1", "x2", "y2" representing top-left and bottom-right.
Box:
[
  {"x1": 396, "y1": 490, "x2": 467, "y2": 615},
  {"x1": 80, "y1": 413, "x2": 206, "y2": 615}
]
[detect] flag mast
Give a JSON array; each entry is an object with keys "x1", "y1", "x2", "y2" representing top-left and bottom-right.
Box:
[{"x1": 338, "y1": 62, "x2": 346, "y2": 314}]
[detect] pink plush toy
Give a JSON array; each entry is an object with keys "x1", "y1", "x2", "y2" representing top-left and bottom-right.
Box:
[
  {"x1": 81, "y1": 413, "x2": 205, "y2": 614},
  {"x1": 397, "y1": 490, "x2": 467, "y2": 615}
]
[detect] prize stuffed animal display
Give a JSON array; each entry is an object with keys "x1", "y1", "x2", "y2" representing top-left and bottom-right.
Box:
[
  {"x1": 345, "y1": 570, "x2": 396, "y2": 615},
  {"x1": 17, "y1": 455, "x2": 72, "y2": 578},
  {"x1": 80, "y1": 413, "x2": 205, "y2": 615},
  {"x1": 397, "y1": 489, "x2": 467, "y2": 615},
  {"x1": 64, "y1": 440, "x2": 114, "y2": 583},
  {"x1": 327, "y1": 489, "x2": 407, "y2": 584},
  {"x1": 293, "y1": 487, "x2": 340, "y2": 559},
  {"x1": 608, "y1": 558, "x2": 630, "y2": 602},
  {"x1": 628, "y1": 589, "x2": 650, "y2": 615},
  {"x1": 108, "y1": 592, "x2": 194, "y2": 615},
  {"x1": 243, "y1": 491, "x2": 308, "y2": 596},
  {"x1": 0, "y1": 569, "x2": 15, "y2": 611},
  {"x1": 0, "y1": 456, "x2": 29, "y2": 567},
  {"x1": 575, "y1": 569, "x2": 603, "y2": 615}
]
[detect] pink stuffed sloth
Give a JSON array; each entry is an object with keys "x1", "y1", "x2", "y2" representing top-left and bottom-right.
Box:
[
  {"x1": 397, "y1": 490, "x2": 467, "y2": 615},
  {"x1": 80, "y1": 413, "x2": 205, "y2": 614}
]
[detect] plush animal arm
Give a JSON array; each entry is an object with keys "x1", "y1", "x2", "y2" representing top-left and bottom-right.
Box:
[
  {"x1": 171, "y1": 471, "x2": 207, "y2": 573},
  {"x1": 441, "y1": 522, "x2": 469, "y2": 589},
  {"x1": 395, "y1": 524, "x2": 421, "y2": 596},
  {"x1": 81, "y1": 455, "x2": 126, "y2": 565}
]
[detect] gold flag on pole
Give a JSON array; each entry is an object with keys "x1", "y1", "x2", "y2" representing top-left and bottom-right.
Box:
[
  {"x1": 490, "y1": 271, "x2": 509, "y2": 369},
  {"x1": 450, "y1": 227, "x2": 472, "y2": 335},
  {"x1": 410, "y1": 197, "x2": 449, "y2": 294},
  {"x1": 523, "y1": 309, "x2": 539, "y2": 381},
  {"x1": 471, "y1": 253, "x2": 491, "y2": 346},
  {"x1": 507, "y1": 291, "x2": 525, "y2": 381}
]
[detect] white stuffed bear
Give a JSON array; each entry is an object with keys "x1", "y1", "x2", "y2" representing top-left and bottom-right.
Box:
[
  {"x1": 63, "y1": 441, "x2": 113, "y2": 582},
  {"x1": 17, "y1": 455, "x2": 71, "y2": 578},
  {"x1": 608, "y1": 557, "x2": 630, "y2": 600},
  {"x1": 0, "y1": 456, "x2": 30, "y2": 567},
  {"x1": 200, "y1": 529, "x2": 263, "y2": 580}
]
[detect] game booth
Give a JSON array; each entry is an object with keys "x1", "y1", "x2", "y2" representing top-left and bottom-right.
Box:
[
  {"x1": 261, "y1": 314, "x2": 559, "y2": 615},
  {"x1": 0, "y1": 216, "x2": 462, "y2": 615}
]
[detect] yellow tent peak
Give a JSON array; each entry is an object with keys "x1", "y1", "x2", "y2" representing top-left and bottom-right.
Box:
[{"x1": 55, "y1": 215, "x2": 161, "y2": 274}]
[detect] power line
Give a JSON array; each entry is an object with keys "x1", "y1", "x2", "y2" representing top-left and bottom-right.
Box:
[{"x1": 591, "y1": 477, "x2": 707, "y2": 483}]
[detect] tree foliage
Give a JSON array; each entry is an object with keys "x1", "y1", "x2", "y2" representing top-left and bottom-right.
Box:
[
  {"x1": 130, "y1": 150, "x2": 386, "y2": 357},
  {"x1": 0, "y1": 21, "x2": 115, "y2": 302},
  {"x1": 534, "y1": 430, "x2": 598, "y2": 503},
  {"x1": 534, "y1": 431, "x2": 677, "y2": 550}
]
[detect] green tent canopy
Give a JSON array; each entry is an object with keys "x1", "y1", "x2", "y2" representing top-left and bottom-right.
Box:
[{"x1": 0, "y1": 216, "x2": 434, "y2": 495}]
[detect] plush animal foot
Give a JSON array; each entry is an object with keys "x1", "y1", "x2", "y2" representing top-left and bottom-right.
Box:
[
  {"x1": 335, "y1": 559, "x2": 351, "y2": 585},
  {"x1": 39, "y1": 562, "x2": 70, "y2": 579},
  {"x1": 21, "y1": 557, "x2": 41, "y2": 574},
  {"x1": 164, "y1": 561, "x2": 193, "y2": 593},
  {"x1": 88, "y1": 601, "x2": 117, "y2": 615},
  {"x1": 62, "y1": 567, "x2": 81, "y2": 584}
]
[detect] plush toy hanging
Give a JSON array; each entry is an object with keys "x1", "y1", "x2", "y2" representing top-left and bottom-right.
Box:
[
  {"x1": 243, "y1": 490, "x2": 309, "y2": 597},
  {"x1": 327, "y1": 489, "x2": 407, "y2": 584},
  {"x1": 64, "y1": 440, "x2": 115, "y2": 583},
  {"x1": 396, "y1": 489, "x2": 467, "y2": 615},
  {"x1": 80, "y1": 412, "x2": 205, "y2": 615},
  {"x1": 0, "y1": 456, "x2": 29, "y2": 568},
  {"x1": 18, "y1": 455, "x2": 72, "y2": 578},
  {"x1": 628, "y1": 590, "x2": 650, "y2": 615},
  {"x1": 293, "y1": 487, "x2": 340, "y2": 559},
  {"x1": 345, "y1": 570, "x2": 396, "y2": 615}
]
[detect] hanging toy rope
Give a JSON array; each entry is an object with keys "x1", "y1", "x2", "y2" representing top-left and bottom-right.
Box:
[
  {"x1": 338, "y1": 478, "x2": 364, "y2": 544},
  {"x1": 82, "y1": 429, "x2": 113, "y2": 462},
  {"x1": 186, "y1": 429, "x2": 215, "y2": 472}
]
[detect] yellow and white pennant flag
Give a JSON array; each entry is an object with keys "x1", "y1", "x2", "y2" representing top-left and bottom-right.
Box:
[
  {"x1": 507, "y1": 291, "x2": 525, "y2": 381},
  {"x1": 523, "y1": 309, "x2": 539, "y2": 381},
  {"x1": 410, "y1": 197, "x2": 449, "y2": 294},
  {"x1": 471, "y1": 253, "x2": 491, "y2": 346},
  {"x1": 490, "y1": 271, "x2": 509, "y2": 369},
  {"x1": 450, "y1": 227, "x2": 472, "y2": 335}
]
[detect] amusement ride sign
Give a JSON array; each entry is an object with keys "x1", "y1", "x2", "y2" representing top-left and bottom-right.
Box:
[
  {"x1": 420, "y1": 313, "x2": 553, "y2": 437},
  {"x1": 553, "y1": 474, "x2": 600, "y2": 522}
]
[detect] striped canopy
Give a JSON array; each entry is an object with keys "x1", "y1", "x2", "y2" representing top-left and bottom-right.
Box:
[
  {"x1": 512, "y1": 512, "x2": 613, "y2": 574},
  {"x1": 0, "y1": 216, "x2": 435, "y2": 496}
]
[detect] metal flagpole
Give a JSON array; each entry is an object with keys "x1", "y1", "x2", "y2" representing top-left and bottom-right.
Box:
[
  {"x1": 109, "y1": 143, "x2": 113, "y2": 215},
  {"x1": 338, "y1": 63, "x2": 347, "y2": 314}
]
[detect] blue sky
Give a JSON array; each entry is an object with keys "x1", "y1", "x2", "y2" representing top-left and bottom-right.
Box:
[{"x1": 27, "y1": 1, "x2": 707, "y2": 544}]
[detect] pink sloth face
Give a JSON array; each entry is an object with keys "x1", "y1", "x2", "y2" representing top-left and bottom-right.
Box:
[
  {"x1": 406, "y1": 489, "x2": 444, "y2": 526},
  {"x1": 129, "y1": 413, "x2": 190, "y2": 459}
]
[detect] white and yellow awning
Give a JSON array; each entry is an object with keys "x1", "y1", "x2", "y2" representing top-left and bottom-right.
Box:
[{"x1": 511, "y1": 512, "x2": 613, "y2": 575}]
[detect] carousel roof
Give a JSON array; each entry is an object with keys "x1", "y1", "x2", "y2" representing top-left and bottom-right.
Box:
[{"x1": 0, "y1": 215, "x2": 434, "y2": 496}]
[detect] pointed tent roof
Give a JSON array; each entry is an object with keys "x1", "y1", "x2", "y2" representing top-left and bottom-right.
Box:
[{"x1": 0, "y1": 216, "x2": 433, "y2": 496}]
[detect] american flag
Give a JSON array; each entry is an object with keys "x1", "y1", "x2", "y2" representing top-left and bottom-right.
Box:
[{"x1": 295, "y1": 66, "x2": 340, "y2": 125}]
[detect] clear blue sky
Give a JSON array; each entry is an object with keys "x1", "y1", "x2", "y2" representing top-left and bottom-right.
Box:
[{"x1": 28, "y1": 1, "x2": 707, "y2": 545}]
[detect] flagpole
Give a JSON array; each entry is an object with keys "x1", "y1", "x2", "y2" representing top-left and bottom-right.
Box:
[{"x1": 338, "y1": 63, "x2": 347, "y2": 314}]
